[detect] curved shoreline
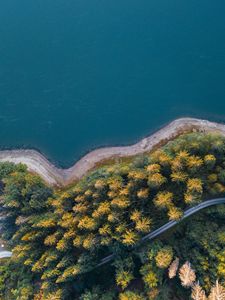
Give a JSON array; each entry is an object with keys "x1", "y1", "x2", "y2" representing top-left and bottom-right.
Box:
[{"x1": 1, "y1": 117, "x2": 225, "y2": 186}]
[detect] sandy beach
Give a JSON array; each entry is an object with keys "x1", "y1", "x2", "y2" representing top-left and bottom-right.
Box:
[{"x1": 0, "y1": 117, "x2": 225, "y2": 186}]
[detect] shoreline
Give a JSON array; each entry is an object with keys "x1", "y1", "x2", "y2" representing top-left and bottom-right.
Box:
[{"x1": 0, "y1": 117, "x2": 225, "y2": 186}]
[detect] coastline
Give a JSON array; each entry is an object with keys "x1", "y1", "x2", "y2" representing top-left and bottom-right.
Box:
[{"x1": 0, "y1": 117, "x2": 225, "y2": 186}]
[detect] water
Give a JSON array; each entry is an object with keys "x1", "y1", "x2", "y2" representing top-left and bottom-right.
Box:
[{"x1": 0, "y1": 0, "x2": 225, "y2": 167}]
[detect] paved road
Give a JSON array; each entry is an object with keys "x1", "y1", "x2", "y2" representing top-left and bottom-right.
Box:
[
  {"x1": 0, "y1": 198, "x2": 224, "y2": 262},
  {"x1": 98, "y1": 198, "x2": 225, "y2": 266}
]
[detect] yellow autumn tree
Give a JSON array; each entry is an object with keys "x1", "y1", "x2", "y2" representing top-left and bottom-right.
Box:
[
  {"x1": 155, "y1": 246, "x2": 173, "y2": 269},
  {"x1": 177, "y1": 150, "x2": 190, "y2": 162},
  {"x1": 187, "y1": 178, "x2": 203, "y2": 194},
  {"x1": 77, "y1": 216, "x2": 96, "y2": 230},
  {"x1": 44, "y1": 232, "x2": 58, "y2": 246},
  {"x1": 142, "y1": 270, "x2": 158, "y2": 288},
  {"x1": 122, "y1": 230, "x2": 139, "y2": 245},
  {"x1": 168, "y1": 206, "x2": 183, "y2": 221},
  {"x1": 187, "y1": 155, "x2": 203, "y2": 170},
  {"x1": 119, "y1": 291, "x2": 145, "y2": 300},
  {"x1": 82, "y1": 233, "x2": 96, "y2": 249},
  {"x1": 171, "y1": 157, "x2": 184, "y2": 171},
  {"x1": 171, "y1": 171, "x2": 188, "y2": 183},
  {"x1": 116, "y1": 270, "x2": 134, "y2": 290},
  {"x1": 154, "y1": 191, "x2": 173, "y2": 209},
  {"x1": 44, "y1": 289, "x2": 63, "y2": 300},
  {"x1": 94, "y1": 179, "x2": 106, "y2": 190},
  {"x1": 128, "y1": 170, "x2": 146, "y2": 181},
  {"x1": 148, "y1": 173, "x2": 167, "y2": 188},
  {"x1": 111, "y1": 196, "x2": 130, "y2": 209},
  {"x1": 204, "y1": 154, "x2": 216, "y2": 169},
  {"x1": 92, "y1": 201, "x2": 111, "y2": 218},
  {"x1": 135, "y1": 217, "x2": 152, "y2": 233},
  {"x1": 146, "y1": 163, "x2": 161, "y2": 174},
  {"x1": 130, "y1": 210, "x2": 142, "y2": 222},
  {"x1": 108, "y1": 177, "x2": 123, "y2": 191},
  {"x1": 137, "y1": 188, "x2": 149, "y2": 199}
]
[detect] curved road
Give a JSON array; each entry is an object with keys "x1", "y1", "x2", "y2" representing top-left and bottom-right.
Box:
[
  {"x1": 98, "y1": 198, "x2": 225, "y2": 267},
  {"x1": 0, "y1": 198, "x2": 224, "y2": 261}
]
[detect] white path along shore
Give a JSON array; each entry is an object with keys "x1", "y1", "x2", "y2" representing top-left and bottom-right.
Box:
[
  {"x1": 0, "y1": 251, "x2": 12, "y2": 259},
  {"x1": 0, "y1": 117, "x2": 225, "y2": 186}
]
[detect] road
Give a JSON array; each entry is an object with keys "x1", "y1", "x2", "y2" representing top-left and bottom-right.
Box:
[
  {"x1": 98, "y1": 198, "x2": 225, "y2": 266},
  {"x1": 0, "y1": 198, "x2": 224, "y2": 262}
]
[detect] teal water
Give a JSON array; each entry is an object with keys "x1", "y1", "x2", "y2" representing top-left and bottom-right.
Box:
[{"x1": 1, "y1": 0, "x2": 225, "y2": 167}]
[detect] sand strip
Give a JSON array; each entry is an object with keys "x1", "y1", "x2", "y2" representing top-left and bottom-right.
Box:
[{"x1": 0, "y1": 118, "x2": 224, "y2": 186}]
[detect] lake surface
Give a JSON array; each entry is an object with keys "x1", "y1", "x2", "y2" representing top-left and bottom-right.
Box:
[{"x1": 1, "y1": 0, "x2": 225, "y2": 167}]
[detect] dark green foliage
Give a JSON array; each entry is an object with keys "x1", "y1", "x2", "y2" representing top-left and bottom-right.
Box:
[
  {"x1": 0, "y1": 133, "x2": 224, "y2": 299},
  {"x1": 0, "y1": 259, "x2": 35, "y2": 300}
]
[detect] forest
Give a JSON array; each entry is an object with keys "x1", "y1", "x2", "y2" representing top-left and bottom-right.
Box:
[{"x1": 0, "y1": 132, "x2": 224, "y2": 299}]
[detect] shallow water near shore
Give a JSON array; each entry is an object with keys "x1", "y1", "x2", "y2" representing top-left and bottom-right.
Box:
[{"x1": 1, "y1": 0, "x2": 225, "y2": 167}]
